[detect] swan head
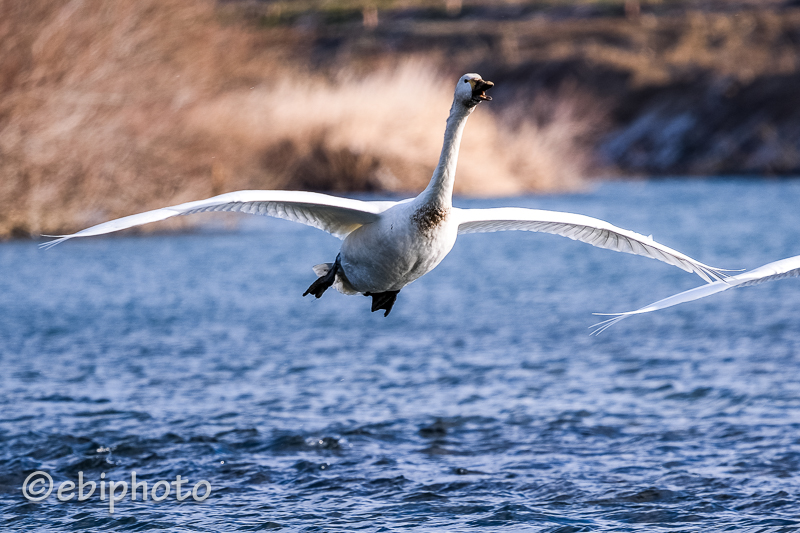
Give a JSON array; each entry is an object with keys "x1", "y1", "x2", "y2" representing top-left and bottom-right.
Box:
[{"x1": 455, "y1": 73, "x2": 494, "y2": 108}]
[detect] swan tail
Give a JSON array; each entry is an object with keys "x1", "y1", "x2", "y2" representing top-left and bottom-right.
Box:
[{"x1": 312, "y1": 263, "x2": 334, "y2": 278}]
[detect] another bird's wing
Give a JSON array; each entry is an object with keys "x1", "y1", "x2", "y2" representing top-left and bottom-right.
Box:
[
  {"x1": 41, "y1": 190, "x2": 397, "y2": 248},
  {"x1": 590, "y1": 254, "x2": 800, "y2": 334},
  {"x1": 589, "y1": 282, "x2": 732, "y2": 335},
  {"x1": 726, "y1": 254, "x2": 800, "y2": 287},
  {"x1": 455, "y1": 207, "x2": 729, "y2": 282}
]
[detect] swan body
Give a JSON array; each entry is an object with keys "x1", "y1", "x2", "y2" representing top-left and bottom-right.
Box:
[
  {"x1": 42, "y1": 74, "x2": 730, "y2": 316},
  {"x1": 591, "y1": 254, "x2": 800, "y2": 334},
  {"x1": 338, "y1": 199, "x2": 458, "y2": 293}
]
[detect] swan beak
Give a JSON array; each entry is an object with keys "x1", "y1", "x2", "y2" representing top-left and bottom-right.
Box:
[{"x1": 469, "y1": 79, "x2": 494, "y2": 103}]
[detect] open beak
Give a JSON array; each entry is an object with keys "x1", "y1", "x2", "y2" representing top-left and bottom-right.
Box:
[{"x1": 469, "y1": 79, "x2": 494, "y2": 103}]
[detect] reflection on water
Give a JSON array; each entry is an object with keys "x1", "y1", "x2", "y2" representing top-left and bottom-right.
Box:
[{"x1": 1, "y1": 180, "x2": 800, "y2": 530}]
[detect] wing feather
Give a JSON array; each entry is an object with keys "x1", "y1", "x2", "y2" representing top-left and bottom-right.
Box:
[
  {"x1": 455, "y1": 206, "x2": 729, "y2": 282},
  {"x1": 41, "y1": 190, "x2": 398, "y2": 248},
  {"x1": 590, "y1": 254, "x2": 800, "y2": 334}
]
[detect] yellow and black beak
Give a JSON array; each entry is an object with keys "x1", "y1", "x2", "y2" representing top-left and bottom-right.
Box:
[{"x1": 468, "y1": 79, "x2": 494, "y2": 104}]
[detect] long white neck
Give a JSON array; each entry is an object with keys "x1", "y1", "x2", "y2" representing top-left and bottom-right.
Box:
[{"x1": 417, "y1": 100, "x2": 473, "y2": 208}]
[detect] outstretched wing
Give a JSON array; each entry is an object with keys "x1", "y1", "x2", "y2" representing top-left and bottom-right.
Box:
[
  {"x1": 41, "y1": 190, "x2": 399, "y2": 248},
  {"x1": 589, "y1": 282, "x2": 732, "y2": 335},
  {"x1": 590, "y1": 254, "x2": 800, "y2": 334},
  {"x1": 729, "y1": 254, "x2": 800, "y2": 287},
  {"x1": 455, "y1": 207, "x2": 729, "y2": 282}
]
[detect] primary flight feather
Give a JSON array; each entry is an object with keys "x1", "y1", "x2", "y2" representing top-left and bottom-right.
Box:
[
  {"x1": 42, "y1": 74, "x2": 729, "y2": 316},
  {"x1": 590, "y1": 254, "x2": 800, "y2": 334}
]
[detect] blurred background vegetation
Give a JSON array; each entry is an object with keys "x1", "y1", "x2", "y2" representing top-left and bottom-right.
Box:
[{"x1": 2, "y1": 0, "x2": 799, "y2": 238}]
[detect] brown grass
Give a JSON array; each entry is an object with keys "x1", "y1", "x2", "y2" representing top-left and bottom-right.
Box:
[
  {"x1": 0, "y1": 0, "x2": 267, "y2": 236},
  {"x1": 188, "y1": 61, "x2": 597, "y2": 196},
  {"x1": 0, "y1": 0, "x2": 597, "y2": 239}
]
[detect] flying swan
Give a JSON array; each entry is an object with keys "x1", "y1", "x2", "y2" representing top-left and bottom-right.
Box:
[
  {"x1": 590, "y1": 254, "x2": 800, "y2": 334},
  {"x1": 41, "y1": 74, "x2": 730, "y2": 316}
]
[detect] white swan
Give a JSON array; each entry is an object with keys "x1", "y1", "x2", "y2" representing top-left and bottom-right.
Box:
[
  {"x1": 41, "y1": 73, "x2": 729, "y2": 316},
  {"x1": 591, "y1": 254, "x2": 800, "y2": 334}
]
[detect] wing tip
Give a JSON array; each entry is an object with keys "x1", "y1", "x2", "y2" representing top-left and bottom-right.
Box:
[
  {"x1": 38, "y1": 236, "x2": 72, "y2": 250},
  {"x1": 697, "y1": 264, "x2": 741, "y2": 283},
  {"x1": 588, "y1": 314, "x2": 628, "y2": 336}
]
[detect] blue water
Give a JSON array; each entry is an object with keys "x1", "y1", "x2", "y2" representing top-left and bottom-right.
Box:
[{"x1": 2, "y1": 180, "x2": 800, "y2": 531}]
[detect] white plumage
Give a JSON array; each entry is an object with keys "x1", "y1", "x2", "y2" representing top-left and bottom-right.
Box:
[
  {"x1": 42, "y1": 74, "x2": 730, "y2": 316},
  {"x1": 591, "y1": 254, "x2": 800, "y2": 334}
]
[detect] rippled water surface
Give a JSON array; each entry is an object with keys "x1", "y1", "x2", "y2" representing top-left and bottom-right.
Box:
[{"x1": 2, "y1": 180, "x2": 800, "y2": 531}]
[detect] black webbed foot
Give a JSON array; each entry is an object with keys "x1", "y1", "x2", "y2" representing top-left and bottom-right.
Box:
[
  {"x1": 364, "y1": 290, "x2": 400, "y2": 317},
  {"x1": 303, "y1": 255, "x2": 340, "y2": 299}
]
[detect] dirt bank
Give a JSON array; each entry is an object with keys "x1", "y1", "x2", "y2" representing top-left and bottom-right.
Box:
[{"x1": 278, "y1": 0, "x2": 800, "y2": 176}]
